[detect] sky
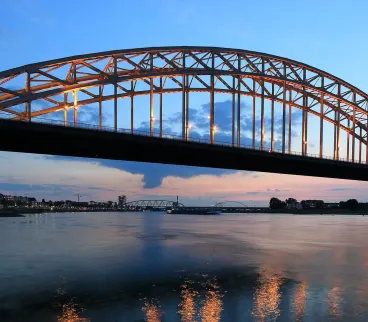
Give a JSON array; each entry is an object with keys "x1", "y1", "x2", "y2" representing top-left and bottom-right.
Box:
[{"x1": 1, "y1": 0, "x2": 368, "y2": 206}]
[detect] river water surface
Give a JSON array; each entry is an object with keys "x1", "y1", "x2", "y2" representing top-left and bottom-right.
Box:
[{"x1": 1, "y1": 212, "x2": 368, "y2": 321}]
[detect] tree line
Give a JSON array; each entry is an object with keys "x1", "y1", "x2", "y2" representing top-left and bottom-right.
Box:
[{"x1": 269, "y1": 197, "x2": 360, "y2": 210}]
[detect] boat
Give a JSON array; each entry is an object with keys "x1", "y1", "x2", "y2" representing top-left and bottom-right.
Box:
[{"x1": 167, "y1": 208, "x2": 221, "y2": 215}]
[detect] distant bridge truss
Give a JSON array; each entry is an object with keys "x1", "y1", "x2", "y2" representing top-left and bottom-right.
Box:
[
  {"x1": 214, "y1": 201, "x2": 249, "y2": 208},
  {"x1": 123, "y1": 200, "x2": 184, "y2": 209},
  {"x1": 1, "y1": 46, "x2": 368, "y2": 170}
]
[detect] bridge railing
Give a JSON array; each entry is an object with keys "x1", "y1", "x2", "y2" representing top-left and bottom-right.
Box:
[{"x1": 0, "y1": 115, "x2": 362, "y2": 165}]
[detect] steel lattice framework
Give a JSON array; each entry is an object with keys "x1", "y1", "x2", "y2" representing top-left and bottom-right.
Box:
[
  {"x1": 123, "y1": 200, "x2": 184, "y2": 208},
  {"x1": 1, "y1": 46, "x2": 368, "y2": 162},
  {"x1": 214, "y1": 201, "x2": 248, "y2": 207}
]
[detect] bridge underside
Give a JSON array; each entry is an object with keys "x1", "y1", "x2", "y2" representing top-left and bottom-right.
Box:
[{"x1": 1, "y1": 119, "x2": 368, "y2": 181}]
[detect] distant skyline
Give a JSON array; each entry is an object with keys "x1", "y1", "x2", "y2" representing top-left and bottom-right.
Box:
[{"x1": 1, "y1": 0, "x2": 368, "y2": 206}]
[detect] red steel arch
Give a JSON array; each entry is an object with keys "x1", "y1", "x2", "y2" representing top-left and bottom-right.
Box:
[{"x1": 1, "y1": 46, "x2": 367, "y2": 162}]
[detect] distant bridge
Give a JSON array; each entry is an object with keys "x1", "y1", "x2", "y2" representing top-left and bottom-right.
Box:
[
  {"x1": 214, "y1": 201, "x2": 249, "y2": 207},
  {"x1": 122, "y1": 200, "x2": 184, "y2": 209}
]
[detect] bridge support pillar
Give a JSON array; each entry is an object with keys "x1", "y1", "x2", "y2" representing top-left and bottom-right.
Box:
[
  {"x1": 150, "y1": 77, "x2": 154, "y2": 136},
  {"x1": 336, "y1": 85, "x2": 341, "y2": 160},
  {"x1": 282, "y1": 82, "x2": 286, "y2": 153},
  {"x1": 347, "y1": 119, "x2": 350, "y2": 160},
  {"x1": 26, "y1": 72, "x2": 31, "y2": 122},
  {"x1": 185, "y1": 75, "x2": 189, "y2": 141},
  {"x1": 359, "y1": 127, "x2": 362, "y2": 163},
  {"x1": 260, "y1": 79, "x2": 265, "y2": 150},
  {"x1": 252, "y1": 79, "x2": 256, "y2": 148},
  {"x1": 25, "y1": 102, "x2": 31, "y2": 122},
  {"x1": 99, "y1": 86, "x2": 103, "y2": 131},
  {"x1": 210, "y1": 53, "x2": 215, "y2": 145},
  {"x1": 114, "y1": 57, "x2": 118, "y2": 132},
  {"x1": 237, "y1": 55, "x2": 241, "y2": 147},
  {"x1": 352, "y1": 97, "x2": 356, "y2": 162},
  {"x1": 301, "y1": 81, "x2": 309, "y2": 157},
  {"x1": 210, "y1": 74, "x2": 215, "y2": 144},
  {"x1": 182, "y1": 75, "x2": 186, "y2": 140},
  {"x1": 237, "y1": 76, "x2": 241, "y2": 147},
  {"x1": 288, "y1": 89, "x2": 292, "y2": 154},
  {"x1": 73, "y1": 108, "x2": 77, "y2": 127},
  {"x1": 160, "y1": 78, "x2": 163, "y2": 138},
  {"x1": 232, "y1": 77, "x2": 235, "y2": 147},
  {"x1": 271, "y1": 83, "x2": 274, "y2": 152},
  {"x1": 131, "y1": 81, "x2": 134, "y2": 134},
  {"x1": 73, "y1": 90, "x2": 78, "y2": 127},
  {"x1": 366, "y1": 114, "x2": 368, "y2": 164},
  {"x1": 320, "y1": 94, "x2": 324, "y2": 158}
]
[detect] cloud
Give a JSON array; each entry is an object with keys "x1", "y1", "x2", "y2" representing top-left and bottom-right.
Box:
[
  {"x1": 0, "y1": 182, "x2": 114, "y2": 200},
  {"x1": 46, "y1": 156, "x2": 234, "y2": 189},
  {"x1": 330, "y1": 187, "x2": 350, "y2": 191},
  {"x1": 246, "y1": 191, "x2": 261, "y2": 195},
  {"x1": 266, "y1": 188, "x2": 290, "y2": 192},
  {"x1": 0, "y1": 151, "x2": 145, "y2": 201},
  {"x1": 42, "y1": 98, "x2": 305, "y2": 189}
]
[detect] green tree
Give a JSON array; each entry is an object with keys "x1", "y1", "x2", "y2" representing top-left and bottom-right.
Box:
[
  {"x1": 285, "y1": 198, "x2": 297, "y2": 205},
  {"x1": 270, "y1": 197, "x2": 286, "y2": 210},
  {"x1": 346, "y1": 199, "x2": 359, "y2": 210}
]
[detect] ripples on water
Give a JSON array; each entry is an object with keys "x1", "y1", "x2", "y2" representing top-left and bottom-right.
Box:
[{"x1": 1, "y1": 212, "x2": 368, "y2": 321}]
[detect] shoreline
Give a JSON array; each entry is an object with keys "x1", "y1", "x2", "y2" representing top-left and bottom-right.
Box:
[
  {"x1": 1, "y1": 208, "x2": 367, "y2": 218},
  {"x1": 0, "y1": 208, "x2": 119, "y2": 218}
]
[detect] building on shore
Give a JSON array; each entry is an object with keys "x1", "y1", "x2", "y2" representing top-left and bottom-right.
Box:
[{"x1": 118, "y1": 195, "x2": 127, "y2": 208}]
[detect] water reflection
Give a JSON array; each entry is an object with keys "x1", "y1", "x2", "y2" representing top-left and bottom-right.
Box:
[
  {"x1": 291, "y1": 282, "x2": 307, "y2": 322},
  {"x1": 199, "y1": 280, "x2": 223, "y2": 322},
  {"x1": 142, "y1": 279, "x2": 223, "y2": 322},
  {"x1": 57, "y1": 302, "x2": 89, "y2": 322},
  {"x1": 178, "y1": 281, "x2": 198, "y2": 322},
  {"x1": 4, "y1": 212, "x2": 368, "y2": 321},
  {"x1": 252, "y1": 272, "x2": 282, "y2": 322},
  {"x1": 328, "y1": 286, "x2": 343, "y2": 317},
  {"x1": 142, "y1": 300, "x2": 162, "y2": 322}
]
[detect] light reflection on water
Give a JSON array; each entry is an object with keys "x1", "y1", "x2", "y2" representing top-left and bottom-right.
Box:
[
  {"x1": 328, "y1": 286, "x2": 343, "y2": 318},
  {"x1": 57, "y1": 302, "x2": 89, "y2": 322},
  {"x1": 199, "y1": 281, "x2": 222, "y2": 322},
  {"x1": 178, "y1": 281, "x2": 197, "y2": 322},
  {"x1": 291, "y1": 281, "x2": 307, "y2": 322},
  {"x1": 252, "y1": 272, "x2": 282, "y2": 322},
  {"x1": 144, "y1": 279, "x2": 223, "y2": 322},
  {"x1": 142, "y1": 300, "x2": 162, "y2": 322},
  {"x1": 1, "y1": 212, "x2": 368, "y2": 321}
]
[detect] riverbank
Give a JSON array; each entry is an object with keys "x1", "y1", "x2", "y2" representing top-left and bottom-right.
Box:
[
  {"x1": 0, "y1": 207, "x2": 118, "y2": 217},
  {"x1": 0, "y1": 208, "x2": 24, "y2": 217},
  {"x1": 270, "y1": 208, "x2": 368, "y2": 215}
]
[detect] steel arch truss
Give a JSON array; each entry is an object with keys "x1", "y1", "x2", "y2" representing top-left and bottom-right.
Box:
[
  {"x1": 1, "y1": 46, "x2": 368, "y2": 162},
  {"x1": 214, "y1": 201, "x2": 248, "y2": 207},
  {"x1": 123, "y1": 200, "x2": 184, "y2": 208}
]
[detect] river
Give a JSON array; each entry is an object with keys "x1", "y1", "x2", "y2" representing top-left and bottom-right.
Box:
[{"x1": 1, "y1": 212, "x2": 368, "y2": 321}]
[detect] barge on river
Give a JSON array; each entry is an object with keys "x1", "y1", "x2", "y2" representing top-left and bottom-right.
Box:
[{"x1": 167, "y1": 208, "x2": 221, "y2": 215}]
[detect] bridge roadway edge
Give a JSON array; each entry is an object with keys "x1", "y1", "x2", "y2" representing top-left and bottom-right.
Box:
[{"x1": 0, "y1": 119, "x2": 367, "y2": 182}]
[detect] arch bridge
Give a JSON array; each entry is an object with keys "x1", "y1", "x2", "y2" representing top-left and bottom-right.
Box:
[
  {"x1": 214, "y1": 201, "x2": 249, "y2": 208},
  {"x1": 1, "y1": 46, "x2": 368, "y2": 180}
]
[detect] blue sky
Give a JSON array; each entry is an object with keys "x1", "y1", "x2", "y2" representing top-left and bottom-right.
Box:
[{"x1": 1, "y1": 0, "x2": 368, "y2": 205}]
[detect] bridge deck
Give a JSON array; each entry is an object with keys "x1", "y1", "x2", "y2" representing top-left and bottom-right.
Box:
[{"x1": 1, "y1": 119, "x2": 368, "y2": 181}]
